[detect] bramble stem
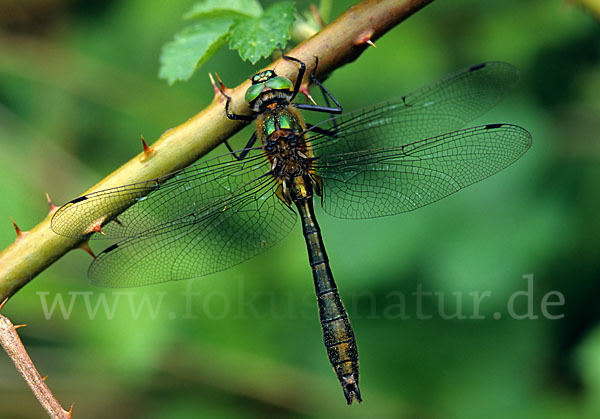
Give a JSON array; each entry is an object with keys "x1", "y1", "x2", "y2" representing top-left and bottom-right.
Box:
[
  {"x1": 0, "y1": 302, "x2": 72, "y2": 418},
  {"x1": 0, "y1": 0, "x2": 434, "y2": 300}
]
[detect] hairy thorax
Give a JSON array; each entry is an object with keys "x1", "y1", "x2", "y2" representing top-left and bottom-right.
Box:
[{"x1": 257, "y1": 103, "x2": 313, "y2": 182}]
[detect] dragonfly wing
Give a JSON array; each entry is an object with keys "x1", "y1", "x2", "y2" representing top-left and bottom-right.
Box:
[
  {"x1": 51, "y1": 152, "x2": 270, "y2": 239},
  {"x1": 312, "y1": 124, "x2": 532, "y2": 219},
  {"x1": 88, "y1": 174, "x2": 297, "y2": 287},
  {"x1": 309, "y1": 62, "x2": 520, "y2": 154}
]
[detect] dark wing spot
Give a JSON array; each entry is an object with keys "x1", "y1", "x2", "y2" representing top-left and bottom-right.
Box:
[
  {"x1": 485, "y1": 123, "x2": 504, "y2": 129},
  {"x1": 102, "y1": 243, "x2": 119, "y2": 254},
  {"x1": 469, "y1": 63, "x2": 486, "y2": 72},
  {"x1": 70, "y1": 196, "x2": 88, "y2": 204}
]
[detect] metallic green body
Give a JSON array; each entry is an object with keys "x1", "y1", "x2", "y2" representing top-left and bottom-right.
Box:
[{"x1": 256, "y1": 106, "x2": 304, "y2": 141}]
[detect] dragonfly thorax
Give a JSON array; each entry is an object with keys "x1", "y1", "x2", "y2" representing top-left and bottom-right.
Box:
[
  {"x1": 249, "y1": 90, "x2": 294, "y2": 114},
  {"x1": 256, "y1": 105, "x2": 312, "y2": 181},
  {"x1": 266, "y1": 129, "x2": 311, "y2": 180}
]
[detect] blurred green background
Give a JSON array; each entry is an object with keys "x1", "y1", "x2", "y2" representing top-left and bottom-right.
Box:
[{"x1": 1, "y1": 0, "x2": 599, "y2": 417}]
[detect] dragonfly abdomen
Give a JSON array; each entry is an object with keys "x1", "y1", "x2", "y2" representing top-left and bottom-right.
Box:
[
  {"x1": 290, "y1": 178, "x2": 362, "y2": 404},
  {"x1": 318, "y1": 289, "x2": 361, "y2": 404}
]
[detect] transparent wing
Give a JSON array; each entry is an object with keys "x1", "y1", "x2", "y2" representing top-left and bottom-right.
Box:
[
  {"x1": 88, "y1": 173, "x2": 296, "y2": 287},
  {"x1": 312, "y1": 124, "x2": 532, "y2": 219},
  {"x1": 51, "y1": 151, "x2": 269, "y2": 239},
  {"x1": 308, "y1": 62, "x2": 520, "y2": 154}
]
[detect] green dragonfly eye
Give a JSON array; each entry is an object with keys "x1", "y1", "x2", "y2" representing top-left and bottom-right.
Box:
[
  {"x1": 265, "y1": 76, "x2": 293, "y2": 91},
  {"x1": 245, "y1": 82, "x2": 265, "y2": 103}
]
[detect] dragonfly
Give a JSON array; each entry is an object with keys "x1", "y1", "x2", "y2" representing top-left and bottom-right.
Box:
[{"x1": 51, "y1": 54, "x2": 532, "y2": 404}]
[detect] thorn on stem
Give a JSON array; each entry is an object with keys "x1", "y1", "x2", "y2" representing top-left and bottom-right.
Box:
[
  {"x1": 68, "y1": 404, "x2": 74, "y2": 418},
  {"x1": 46, "y1": 193, "x2": 58, "y2": 214},
  {"x1": 91, "y1": 223, "x2": 106, "y2": 236},
  {"x1": 215, "y1": 73, "x2": 228, "y2": 95},
  {"x1": 140, "y1": 135, "x2": 155, "y2": 161},
  {"x1": 78, "y1": 241, "x2": 97, "y2": 259},
  {"x1": 42, "y1": 376, "x2": 48, "y2": 382},
  {"x1": 14, "y1": 324, "x2": 27, "y2": 330},
  {"x1": 300, "y1": 86, "x2": 317, "y2": 105},
  {"x1": 208, "y1": 73, "x2": 229, "y2": 102},
  {"x1": 10, "y1": 217, "x2": 26, "y2": 239},
  {"x1": 354, "y1": 30, "x2": 377, "y2": 48},
  {"x1": 309, "y1": 4, "x2": 325, "y2": 28},
  {"x1": 209, "y1": 73, "x2": 223, "y2": 103},
  {"x1": 0, "y1": 298, "x2": 8, "y2": 311}
]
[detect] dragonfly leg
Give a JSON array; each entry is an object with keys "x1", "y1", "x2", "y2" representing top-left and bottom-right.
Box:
[
  {"x1": 278, "y1": 44, "x2": 306, "y2": 102},
  {"x1": 293, "y1": 59, "x2": 342, "y2": 138},
  {"x1": 294, "y1": 101, "x2": 342, "y2": 113},
  {"x1": 225, "y1": 131, "x2": 257, "y2": 161},
  {"x1": 216, "y1": 75, "x2": 255, "y2": 155},
  {"x1": 294, "y1": 56, "x2": 343, "y2": 115},
  {"x1": 305, "y1": 123, "x2": 337, "y2": 137},
  {"x1": 215, "y1": 76, "x2": 254, "y2": 122}
]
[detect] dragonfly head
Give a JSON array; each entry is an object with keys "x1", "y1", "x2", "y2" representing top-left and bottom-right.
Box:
[{"x1": 245, "y1": 70, "x2": 294, "y2": 106}]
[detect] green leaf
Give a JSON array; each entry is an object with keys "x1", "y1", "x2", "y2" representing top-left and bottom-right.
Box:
[
  {"x1": 229, "y1": 2, "x2": 296, "y2": 64},
  {"x1": 184, "y1": 0, "x2": 263, "y2": 20},
  {"x1": 159, "y1": 18, "x2": 233, "y2": 85}
]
